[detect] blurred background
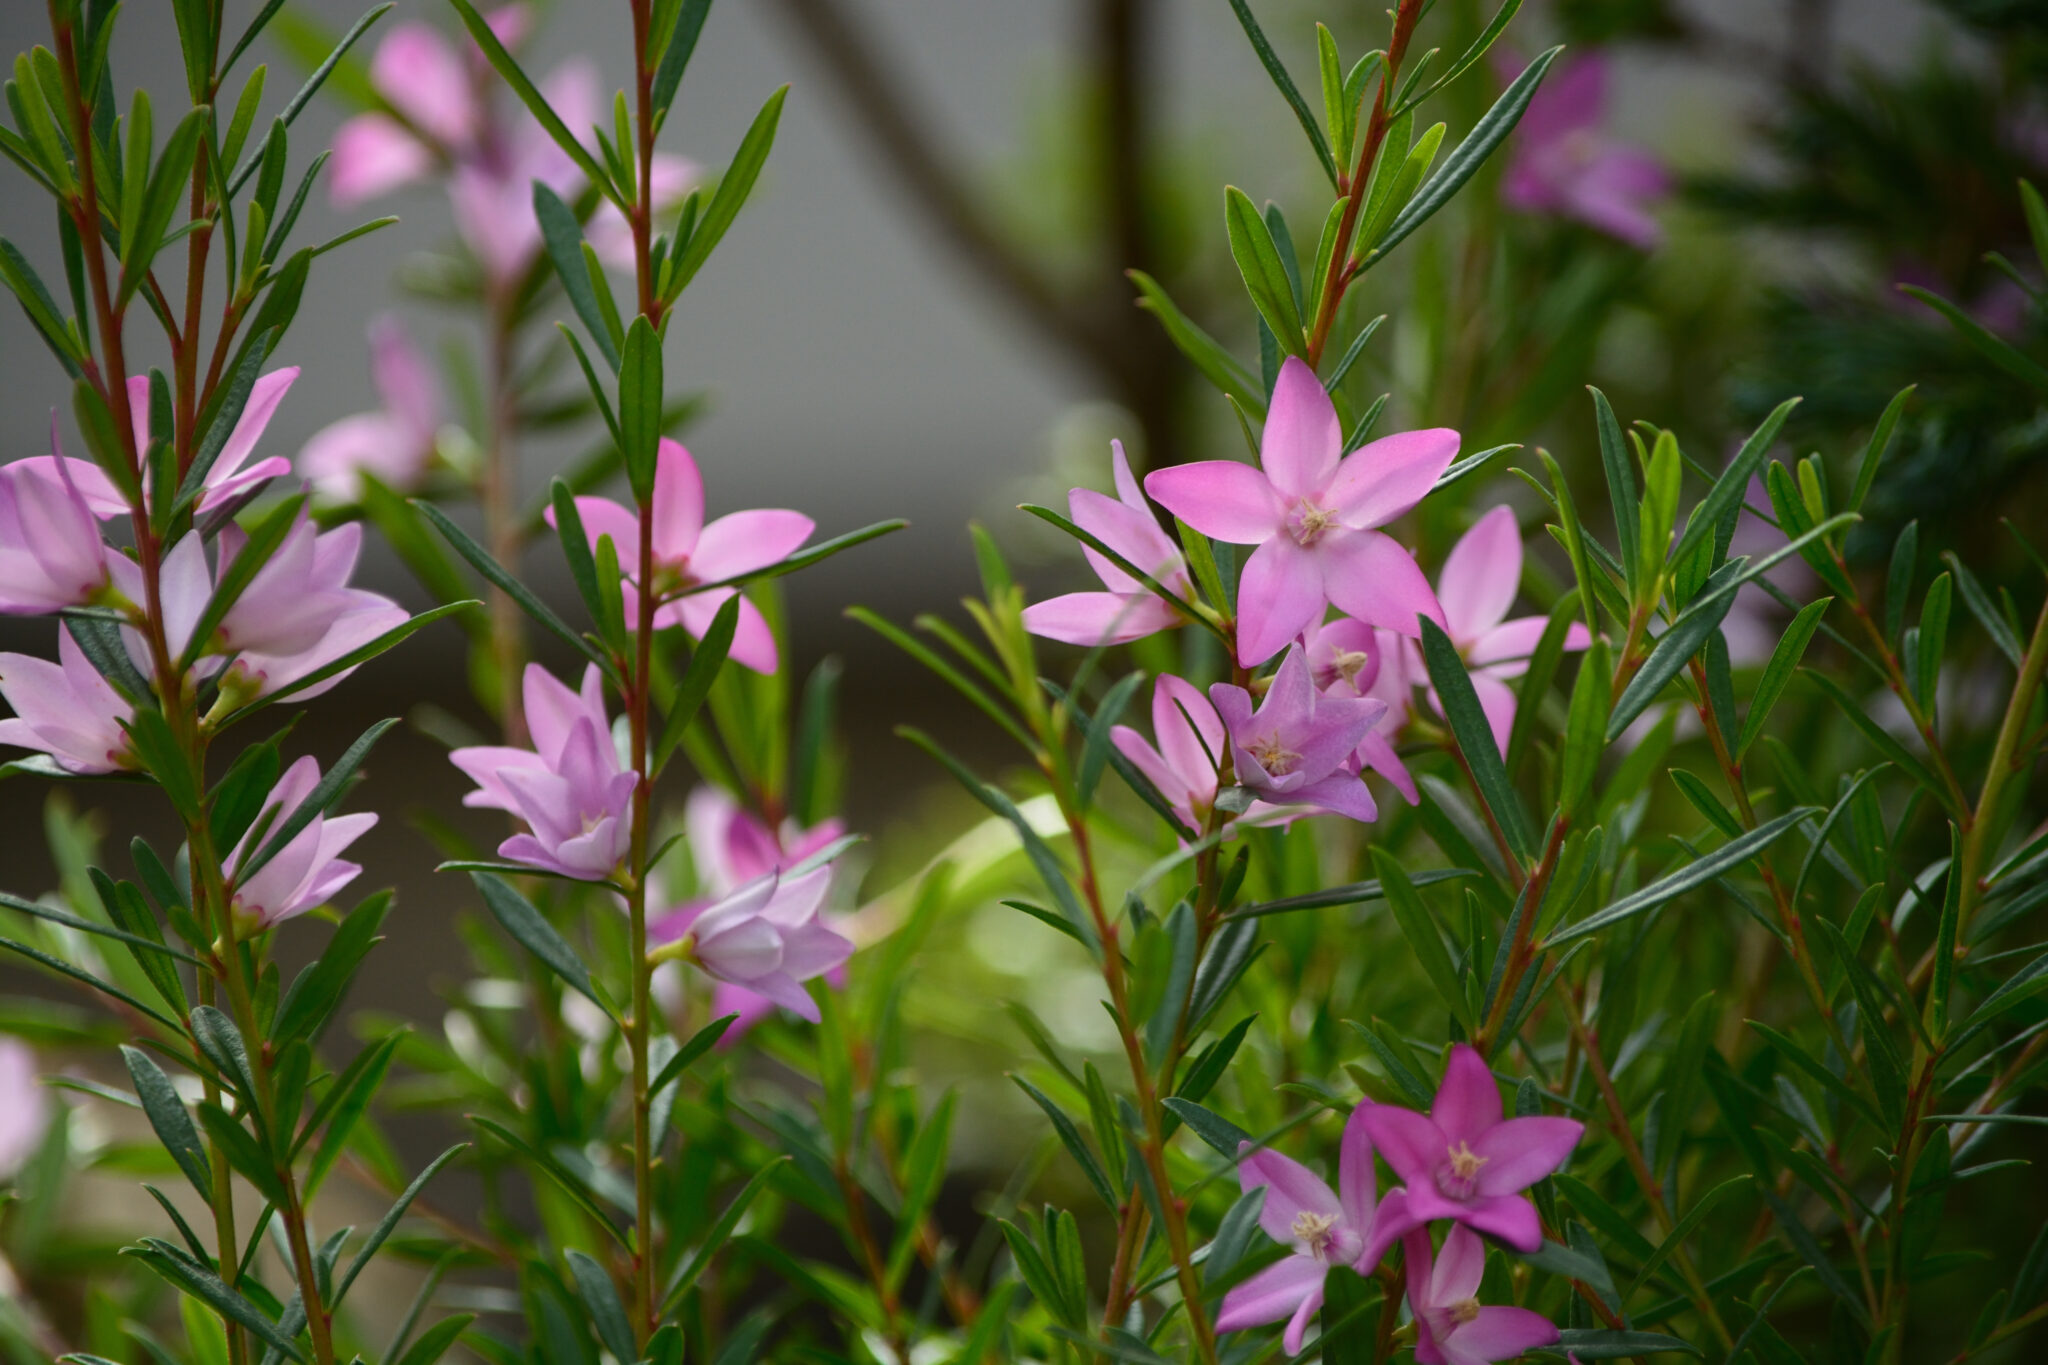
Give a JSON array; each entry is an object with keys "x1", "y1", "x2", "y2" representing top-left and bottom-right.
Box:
[{"x1": 4, "y1": 0, "x2": 2047, "y2": 1341}]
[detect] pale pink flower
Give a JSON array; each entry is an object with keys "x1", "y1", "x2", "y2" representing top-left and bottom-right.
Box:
[
  {"x1": 0, "y1": 459, "x2": 112, "y2": 614},
  {"x1": 451, "y1": 663, "x2": 637, "y2": 881},
  {"x1": 224, "y1": 755, "x2": 376, "y2": 934},
  {"x1": 1357, "y1": 1044, "x2": 1583, "y2": 1263},
  {"x1": 1022, "y1": 440, "x2": 1192, "y2": 646},
  {"x1": 1418, "y1": 506, "x2": 1591, "y2": 755},
  {"x1": 1499, "y1": 52, "x2": 1671, "y2": 249},
  {"x1": 1303, "y1": 617, "x2": 1418, "y2": 804},
  {"x1": 0, "y1": 627, "x2": 135, "y2": 774},
  {"x1": 299, "y1": 315, "x2": 441, "y2": 501},
  {"x1": 1112, "y1": 674, "x2": 1285, "y2": 832},
  {"x1": 139, "y1": 516, "x2": 395, "y2": 666},
  {"x1": 649, "y1": 866, "x2": 851, "y2": 1023},
  {"x1": 0, "y1": 1038, "x2": 51, "y2": 1179},
  {"x1": 546, "y1": 439, "x2": 812, "y2": 673},
  {"x1": 1145, "y1": 357, "x2": 1452, "y2": 665},
  {"x1": 1209, "y1": 644, "x2": 1387, "y2": 822},
  {"x1": 1405, "y1": 1225, "x2": 1560, "y2": 1365},
  {"x1": 1215, "y1": 1106, "x2": 1379, "y2": 1355}
]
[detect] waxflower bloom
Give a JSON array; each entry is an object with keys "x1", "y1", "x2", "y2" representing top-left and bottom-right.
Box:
[
  {"x1": 1114, "y1": 675, "x2": 1251, "y2": 831},
  {"x1": 1145, "y1": 357, "x2": 1453, "y2": 664},
  {"x1": 0, "y1": 627, "x2": 136, "y2": 774},
  {"x1": 0, "y1": 1038, "x2": 50, "y2": 1180},
  {"x1": 1304, "y1": 616, "x2": 1418, "y2": 805},
  {"x1": 1209, "y1": 644, "x2": 1386, "y2": 822},
  {"x1": 451, "y1": 664, "x2": 637, "y2": 880},
  {"x1": 144, "y1": 515, "x2": 397, "y2": 666},
  {"x1": 0, "y1": 460, "x2": 112, "y2": 614},
  {"x1": 224, "y1": 756, "x2": 376, "y2": 934},
  {"x1": 1423, "y1": 506, "x2": 1591, "y2": 754},
  {"x1": 1022, "y1": 439, "x2": 1193, "y2": 645},
  {"x1": 1499, "y1": 52, "x2": 1670, "y2": 250},
  {"x1": 649, "y1": 865, "x2": 851, "y2": 1022},
  {"x1": 1404, "y1": 1225, "x2": 1560, "y2": 1365},
  {"x1": 1358, "y1": 1044, "x2": 1583, "y2": 1259},
  {"x1": 1215, "y1": 1106, "x2": 1378, "y2": 1355},
  {"x1": 548, "y1": 439, "x2": 813, "y2": 673},
  {"x1": 299, "y1": 315, "x2": 441, "y2": 501}
]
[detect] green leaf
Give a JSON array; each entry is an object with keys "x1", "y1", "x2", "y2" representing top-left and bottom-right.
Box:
[
  {"x1": 1670, "y1": 768, "x2": 1742, "y2": 839},
  {"x1": 0, "y1": 237, "x2": 85, "y2": 372},
  {"x1": 666, "y1": 86, "x2": 787, "y2": 300},
  {"x1": 1360, "y1": 46, "x2": 1561, "y2": 267},
  {"x1": 300, "y1": 1031, "x2": 404, "y2": 1193},
  {"x1": 333, "y1": 1143, "x2": 467, "y2": 1300},
  {"x1": 533, "y1": 183, "x2": 621, "y2": 370},
  {"x1": 567, "y1": 1251, "x2": 635, "y2": 1365},
  {"x1": 1357, "y1": 121, "x2": 1445, "y2": 249},
  {"x1": 1670, "y1": 397, "x2": 1799, "y2": 572},
  {"x1": 885, "y1": 1091, "x2": 957, "y2": 1290},
  {"x1": 122, "y1": 1047, "x2": 212, "y2": 1196},
  {"x1": 1758, "y1": 1185, "x2": 1871, "y2": 1327},
  {"x1": 1915, "y1": 571, "x2": 1952, "y2": 716},
  {"x1": 1224, "y1": 0, "x2": 1338, "y2": 187},
  {"x1": 1224, "y1": 186, "x2": 1305, "y2": 357},
  {"x1": 1902, "y1": 284, "x2": 2048, "y2": 394},
  {"x1": 688, "y1": 518, "x2": 907, "y2": 591},
  {"x1": 1548, "y1": 806, "x2": 1817, "y2": 945},
  {"x1": 1077, "y1": 670, "x2": 1144, "y2": 809},
  {"x1": 617, "y1": 316, "x2": 663, "y2": 501},
  {"x1": 651, "y1": 0, "x2": 714, "y2": 114},
  {"x1": 1851, "y1": 385, "x2": 1913, "y2": 511},
  {"x1": 1736, "y1": 597, "x2": 1830, "y2": 757},
  {"x1": 1801, "y1": 670, "x2": 1955, "y2": 814},
  {"x1": 1011, "y1": 1076, "x2": 1116, "y2": 1212},
  {"x1": 1370, "y1": 849, "x2": 1473, "y2": 1029},
  {"x1": 119, "y1": 107, "x2": 207, "y2": 304},
  {"x1": 655, "y1": 595, "x2": 741, "y2": 771},
  {"x1": 1607, "y1": 566, "x2": 1738, "y2": 741},
  {"x1": 1394, "y1": 0, "x2": 1524, "y2": 114},
  {"x1": 1588, "y1": 389, "x2": 1640, "y2": 592},
  {"x1": 650, "y1": 1014, "x2": 737, "y2": 1100},
  {"x1": 239, "y1": 717, "x2": 397, "y2": 884},
  {"x1": 0, "y1": 933, "x2": 182, "y2": 1032},
  {"x1": 471, "y1": 873, "x2": 610, "y2": 1012},
  {"x1": 0, "y1": 888, "x2": 197, "y2": 968},
  {"x1": 1942, "y1": 552, "x2": 2024, "y2": 667},
  {"x1": 392, "y1": 1315, "x2": 473, "y2": 1365},
  {"x1": 125, "y1": 1244, "x2": 304, "y2": 1360},
  {"x1": 1160, "y1": 1097, "x2": 1252, "y2": 1158},
  {"x1": 1420, "y1": 617, "x2": 1534, "y2": 861},
  {"x1": 445, "y1": 0, "x2": 618, "y2": 206},
  {"x1": 1552, "y1": 1329, "x2": 1702, "y2": 1359},
  {"x1": 1130, "y1": 270, "x2": 1263, "y2": 415},
  {"x1": 1560, "y1": 637, "x2": 1611, "y2": 813},
  {"x1": 271, "y1": 891, "x2": 389, "y2": 1046},
  {"x1": 659, "y1": 1158, "x2": 788, "y2": 1315}
]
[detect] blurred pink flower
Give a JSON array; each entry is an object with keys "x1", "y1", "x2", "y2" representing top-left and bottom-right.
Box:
[
  {"x1": 1405, "y1": 1224, "x2": 1560, "y2": 1365},
  {"x1": 0, "y1": 1038, "x2": 51, "y2": 1179},
  {"x1": 650, "y1": 865, "x2": 851, "y2": 1023},
  {"x1": 1145, "y1": 358, "x2": 1451, "y2": 665},
  {"x1": 547, "y1": 439, "x2": 812, "y2": 673},
  {"x1": 224, "y1": 755, "x2": 376, "y2": 933},
  {"x1": 0, "y1": 459, "x2": 113, "y2": 614},
  {"x1": 451, "y1": 663, "x2": 637, "y2": 881},
  {"x1": 0, "y1": 627, "x2": 135, "y2": 774},
  {"x1": 1357, "y1": 1044, "x2": 1583, "y2": 1263},
  {"x1": 1303, "y1": 616, "x2": 1418, "y2": 804},
  {"x1": 1419, "y1": 506, "x2": 1590, "y2": 755},
  {"x1": 1022, "y1": 439, "x2": 1192, "y2": 646},
  {"x1": 1210, "y1": 644, "x2": 1387, "y2": 822},
  {"x1": 299, "y1": 315, "x2": 441, "y2": 501},
  {"x1": 1215, "y1": 1106, "x2": 1379, "y2": 1355},
  {"x1": 1500, "y1": 52, "x2": 1670, "y2": 249}
]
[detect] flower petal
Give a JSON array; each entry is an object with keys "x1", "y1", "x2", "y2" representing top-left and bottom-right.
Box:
[
  {"x1": 1215, "y1": 1255, "x2": 1325, "y2": 1336},
  {"x1": 1470, "y1": 1117, "x2": 1583, "y2": 1197},
  {"x1": 328, "y1": 114, "x2": 432, "y2": 205},
  {"x1": 1432, "y1": 1045, "x2": 1504, "y2": 1147},
  {"x1": 1338, "y1": 1104, "x2": 1378, "y2": 1235},
  {"x1": 1022, "y1": 591, "x2": 1178, "y2": 646},
  {"x1": 1236, "y1": 537, "x2": 1325, "y2": 666},
  {"x1": 1143, "y1": 461, "x2": 1282, "y2": 544},
  {"x1": 1356, "y1": 1104, "x2": 1445, "y2": 1186},
  {"x1": 1237, "y1": 1142, "x2": 1341, "y2": 1245},
  {"x1": 1320, "y1": 529, "x2": 1446, "y2": 635},
  {"x1": 1455, "y1": 1193, "x2": 1543, "y2": 1253},
  {"x1": 1430, "y1": 1224, "x2": 1488, "y2": 1305},
  {"x1": 1451, "y1": 1306, "x2": 1561, "y2": 1365},
  {"x1": 1438, "y1": 506, "x2": 1522, "y2": 643},
  {"x1": 652, "y1": 440, "x2": 705, "y2": 560},
  {"x1": 1261, "y1": 357, "x2": 1343, "y2": 499},
  {"x1": 1326, "y1": 428, "x2": 1461, "y2": 529}
]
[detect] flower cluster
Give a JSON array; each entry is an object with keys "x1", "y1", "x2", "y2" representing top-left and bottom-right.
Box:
[
  {"x1": 1028, "y1": 357, "x2": 1585, "y2": 823},
  {"x1": 1217, "y1": 1046, "x2": 1582, "y2": 1359}
]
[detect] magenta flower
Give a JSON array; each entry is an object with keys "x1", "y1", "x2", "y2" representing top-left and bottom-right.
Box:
[
  {"x1": 1421, "y1": 506, "x2": 1591, "y2": 755},
  {"x1": 681, "y1": 785, "x2": 848, "y2": 1038},
  {"x1": 1357, "y1": 1044, "x2": 1582, "y2": 1261},
  {"x1": 1499, "y1": 53, "x2": 1671, "y2": 250},
  {"x1": 547, "y1": 439, "x2": 813, "y2": 674},
  {"x1": 1022, "y1": 440, "x2": 1193, "y2": 645},
  {"x1": 1209, "y1": 644, "x2": 1386, "y2": 822},
  {"x1": 1303, "y1": 616, "x2": 1418, "y2": 805},
  {"x1": 451, "y1": 663, "x2": 638, "y2": 881},
  {"x1": 0, "y1": 459, "x2": 113, "y2": 614},
  {"x1": 0, "y1": 1038, "x2": 51, "y2": 1180},
  {"x1": 219, "y1": 594, "x2": 410, "y2": 706},
  {"x1": 649, "y1": 865, "x2": 852, "y2": 1023},
  {"x1": 1404, "y1": 1224, "x2": 1560, "y2": 1365},
  {"x1": 1144, "y1": 358, "x2": 1452, "y2": 665},
  {"x1": 0, "y1": 627, "x2": 135, "y2": 774},
  {"x1": 1214, "y1": 1106, "x2": 1379, "y2": 1355},
  {"x1": 24, "y1": 370, "x2": 298, "y2": 519},
  {"x1": 299, "y1": 315, "x2": 441, "y2": 501},
  {"x1": 223, "y1": 756, "x2": 376, "y2": 934}
]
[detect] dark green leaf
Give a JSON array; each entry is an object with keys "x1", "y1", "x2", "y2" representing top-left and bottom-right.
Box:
[
  {"x1": 1549, "y1": 807, "x2": 1817, "y2": 945},
  {"x1": 1420, "y1": 617, "x2": 1534, "y2": 861},
  {"x1": 122, "y1": 1046, "x2": 212, "y2": 1196},
  {"x1": 471, "y1": 873, "x2": 609, "y2": 1011},
  {"x1": 533, "y1": 183, "x2": 621, "y2": 370},
  {"x1": 665, "y1": 87, "x2": 786, "y2": 299}
]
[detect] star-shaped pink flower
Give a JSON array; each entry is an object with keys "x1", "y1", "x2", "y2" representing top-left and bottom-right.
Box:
[
  {"x1": 1405, "y1": 1224, "x2": 1560, "y2": 1365},
  {"x1": 1022, "y1": 439, "x2": 1192, "y2": 646}
]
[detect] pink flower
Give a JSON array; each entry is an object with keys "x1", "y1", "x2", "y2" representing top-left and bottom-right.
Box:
[
  {"x1": 142, "y1": 515, "x2": 394, "y2": 666},
  {"x1": 1145, "y1": 358, "x2": 1452, "y2": 665},
  {"x1": 1405, "y1": 1225, "x2": 1560, "y2": 1365},
  {"x1": 1022, "y1": 440, "x2": 1193, "y2": 645},
  {"x1": 681, "y1": 785, "x2": 848, "y2": 1038},
  {"x1": 219, "y1": 593, "x2": 410, "y2": 705},
  {"x1": 0, "y1": 627, "x2": 136, "y2": 774},
  {"x1": 451, "y1": 663, "x2": 637, "y2": 881},
  {"x1": 1303, "y1": 616, "x2": 1418, "y2": 805},
  {"x1": 1357, "y1": 1044, "x2": 1582, "y2": 1263},
  {"x1": 23, "y1": 370, "x2": 299, "y2": 519},
  {"x1": 649, "y1": 865, "x2": 852, "y2": 1023},
  {"x1": 1420, "y1": 506, "x2": 1591, "y2": 755},
  {"x1": 1214, "y1": 1106, "x2": 1378, "y2": 1355},
  {"x1": 224, "y1": 755, "x2": 376, "y2": 934},
  {"x1": 299, "y1": 315, "x2": 440, "y2": 501},
  {"x1": 0, "y1": 1038, "x2": 51, "y2": 1179},
  {"x1": 546, "y1": 439, "x2": 812, "y2": 674},
  {"x1": 0, "y1": 459, "x2": 112, "y2": 614},
  {"x1": 1499, "y1": 53, "x2": 1671, "y2": 250},
  {"x1": 1209, "y1": 645, "x2": 1387, "y2": 822},
  {"x1": 1112, "y1": 674, "x2": 1290, "y2": 832}
]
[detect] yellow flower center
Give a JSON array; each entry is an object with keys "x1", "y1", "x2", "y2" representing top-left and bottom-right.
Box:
[
  {"x1": 1443, "y1": 1140, "x2": 1489, "y2": 1197},
  {"x1": 1290, "y1": 498, "x2": 1339, "y2": 547},
  {"x1": 1332, "y1": 648, "x2": 1372, "y2": 689},
  {"x1": 1449, "y1": 1297, "x2": 1482, "y2": 1327},
  {"x1": 1246, "y1": 732, "x2": 1301, "y2": 776},
  {"x1": 1291, "y1": 1211, "x2": 1340, "y2": 1261}
]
